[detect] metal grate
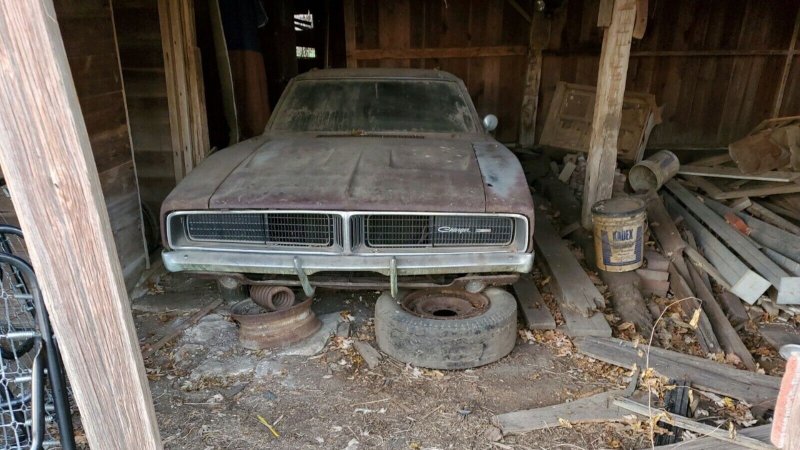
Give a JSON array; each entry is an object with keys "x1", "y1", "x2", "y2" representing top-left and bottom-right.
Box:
[
  {"x1": 0, "y1": 261, "x2": 37, "y2": 450},
  {"x1": 365, "y1": 215, "x2": 432, "y2": 248},
  {"x1": 364, "y1": 215, "x2": 514, "y2": 248},
  {"x1": 185, "y1": 213, "x2": 340, "y2": 247}
]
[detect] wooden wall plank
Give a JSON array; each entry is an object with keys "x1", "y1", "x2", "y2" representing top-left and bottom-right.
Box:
[
  {"x1": 0, "y1": 1, "x2": 162, "y2": 447},
  {"x1": 54, "y1": 0, "x2": 147, "y2": 289}
]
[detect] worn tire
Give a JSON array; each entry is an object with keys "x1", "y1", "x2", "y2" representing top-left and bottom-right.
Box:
[{"x1": 374, "y1": 287, "x2": 517, "y2": 370}]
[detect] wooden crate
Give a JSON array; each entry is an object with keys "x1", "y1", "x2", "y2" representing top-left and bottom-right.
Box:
[{"x1": 539, "y1": 82, "x2": 659, "y2": 163}]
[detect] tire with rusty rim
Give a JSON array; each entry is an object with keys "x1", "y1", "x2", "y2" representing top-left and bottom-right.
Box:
[{"x1": 374, "y1": 287, "x2": 517, "y2": 370}]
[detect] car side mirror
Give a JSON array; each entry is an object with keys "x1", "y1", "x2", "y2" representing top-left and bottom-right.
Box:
[{"x1": 483, "y1": 114, "x2": 498, "y2": 132}]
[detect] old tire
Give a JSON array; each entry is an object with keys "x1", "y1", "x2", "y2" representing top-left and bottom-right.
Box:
[{"x1": 374, "y1": 287, "x2": 517, "y2": 370}]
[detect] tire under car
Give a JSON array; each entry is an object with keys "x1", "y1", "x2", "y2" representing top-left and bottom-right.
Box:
[{"x1": 374, "y1": 287, "x2": 518, "y2": 370}]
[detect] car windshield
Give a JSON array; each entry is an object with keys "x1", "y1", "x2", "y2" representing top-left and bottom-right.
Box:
[{"x1": 269, "y1": 79, "x2": 476, "y2": 133}]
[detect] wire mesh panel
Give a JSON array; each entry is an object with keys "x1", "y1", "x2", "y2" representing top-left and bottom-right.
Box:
[
  {"x1": 363, "y1": 215, "x2": 515, "y2": 248},
  {"x1": 365, "y1": 215, "x2": 433, "y2": 248},
  {"x1": 0, "y1": 259, "x2": 37, "y2": 449},
  {"x1": 264, "y1": 214, "x2": 338, "y2": 247},
  {"x1": 186, "y1": 213, "x2": 266, "y2": 243},
  {"x1": 183, "y1": 213, "x2": 340, "y2": 247}
]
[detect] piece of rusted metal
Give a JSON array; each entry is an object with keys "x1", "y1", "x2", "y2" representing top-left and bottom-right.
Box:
[
  {"x1": 250, "y1": 285, "x2": 296, "y2": 311},
  {"x1": 401, "y1": 288, "x2": 489, "y2": 320},
  {"x1": 230, "y1": 297, "x2": 320, "y2": 349}
]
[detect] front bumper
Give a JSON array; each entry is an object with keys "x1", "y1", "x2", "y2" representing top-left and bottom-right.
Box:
[
  {"x1": 162, "y1": 249, "x2": 534, "y2": 276},
  {"x1": 164, "y1": 249, "x2": 533, "y2": 298}
]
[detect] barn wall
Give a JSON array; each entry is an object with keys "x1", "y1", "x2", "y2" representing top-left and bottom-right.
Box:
[
  {"x1": 348, "y1": 0, "x2": 800, "y2": 149},
  {"x1": 347, "y1": 0, "x2": 530, "y2": 143},
  {"x1": 113, "y1": 0, "x2": 176, "y2": 229},
  {"x1": 54, "y1": 0, "x2": 147, "y2": 290},
  {"x1": 543, "y1": 0, "x2": 800, "y2": 149}
]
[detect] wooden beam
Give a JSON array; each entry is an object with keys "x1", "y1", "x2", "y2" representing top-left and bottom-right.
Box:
[
  {"x1": 512, "y1": 274, "x2": 556, "y2": 330},
  {"x1": 664, "y1": 195, "x2": 770, "y2": 304},
  {"x1": 0, "y1": 1, "x2": 161, "y2": 448},
  {"x1": 632, "y1": 0, "x2": 648, "y2": 39},
  {"x1": 581, "y1": 0, "x2": 637, "y2": 228},
  {"x1": 747, "y1": 201, "x2": 800, "y2": 235},
  {"x1": 351, "y1": 45, "x2": 529, "y2": 60},
  {"x1": 534, "y1": 216, "x2": 612, "y2": 337},
  {"x1": 158, "y1": 0, "x2": 210, "y2": 182},
  {"x1": 772, "y1": 5, "x2": 800, "y2": 117},
  {"x1": 493, "y1": 390, "x2": 628, "y2": 434},
  {"x1": 666, "y1": 181, "x2": 800, "y2": 304},
  {"x1": 574, "y1": 337, "x2": 781, "y2": 404},
  {"x1": 678, "y1": 165, "x2": 800, "y2": 183},
  {"x1": 343, "y1": 0, "x2": 356, "y2": 68},
  {"x1": 658, "y1": 424, "x2": 772, "y2": 450},
  {"x1": 705, "y1": 197, "x2": 800, "y2": 266},
  {"x1": 614, "y1": 398, "x2": 774, "y2": 450},
  {"x1": 712, "y1": 182, "x2": 800, "y2": 200},
  {"x1": 518, "y1": 12, "x2": 549, "y2": 147}
]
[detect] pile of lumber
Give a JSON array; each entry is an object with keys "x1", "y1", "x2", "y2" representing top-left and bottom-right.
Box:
[{"x1": 509, "y1": 138, "x2": 800, "y2": 448}]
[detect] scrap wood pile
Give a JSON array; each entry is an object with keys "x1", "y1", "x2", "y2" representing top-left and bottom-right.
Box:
[{"x1": 497, "y1": 115, "x2": 800, "y2": 448}]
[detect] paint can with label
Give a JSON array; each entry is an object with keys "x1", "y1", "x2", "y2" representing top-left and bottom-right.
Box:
[
  {"x1": 628, "y1": 150, "x2": 680, "y2": 192},
  {"x1": 591, "y1": 197, "x2": 647, "y2": 272}
]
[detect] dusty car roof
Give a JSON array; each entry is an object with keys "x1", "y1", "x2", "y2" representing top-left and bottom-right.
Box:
[{"x1": 293, "y1": 68, "x2": 463, "y2": 82}]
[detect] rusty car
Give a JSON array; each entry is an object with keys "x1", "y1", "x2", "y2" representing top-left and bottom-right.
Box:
[{"x1": 160, "y1": 68, "x2": 534, "y2": 368}]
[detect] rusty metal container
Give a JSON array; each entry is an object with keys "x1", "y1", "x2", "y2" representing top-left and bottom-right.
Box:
[
  {"x1": 230, "y1": 297, "x2": 321, "y2": 350},
  {"x1": 591, "y1": 197, "x2": 647, "y2": 272},
  {"x1": 628, "y1": 150, "x2": 679, "y2": 192}
]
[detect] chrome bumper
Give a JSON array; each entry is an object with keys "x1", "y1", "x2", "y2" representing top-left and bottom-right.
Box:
[{"x1": 162, "y1": 249, "x2": 534, "y2": 277}]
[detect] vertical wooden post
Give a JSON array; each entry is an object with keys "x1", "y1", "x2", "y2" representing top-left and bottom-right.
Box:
[
  {"x1": 581, "y1": 0, "x2": 637, "y2": 228},
  {"x1": 343, "y1": 0, "x2": 357, "y2": 68},
  {"x1": 0, "y1": 2, "x2": 162, "y2": 448},
  {"x1": 772, "y1": 5, "x2": 800, "y2": 117},
  {"x1": 158, "y1": 0, "x2": 210, "y2": 182},
  {"x1": 518, "y1": 11, "x2": 550, "y2": 148}
]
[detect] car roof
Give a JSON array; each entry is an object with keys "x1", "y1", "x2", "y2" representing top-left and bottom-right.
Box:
[{"x1": 293, "y1": 68, "x2": 463, "y2": 82}]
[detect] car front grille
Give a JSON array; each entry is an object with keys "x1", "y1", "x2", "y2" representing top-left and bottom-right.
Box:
[
  {"x1": 361, "y1": 215, "x2": 514, "y2": 248},
  {"x1": 169, "y1": 211, "x2": 523, "y2": 252},
  {"x1": 185, "y1": 213, "x2": 341, "y2": 247}
]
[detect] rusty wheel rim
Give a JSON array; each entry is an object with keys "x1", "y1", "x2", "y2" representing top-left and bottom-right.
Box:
[{"x1": 401, "y1": 289, "x2": 489, "y2": 320}]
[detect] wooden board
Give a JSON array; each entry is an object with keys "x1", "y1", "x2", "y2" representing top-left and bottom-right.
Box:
[
  {"x1": 512, "y1": 274, "x2": 556, "y2": 330},
  {"x1": 540, "y1": 81, "x2": 657, "y2": 163},
  {"x1": 678, "y1": 165, "x2": 800, "y2": 182},
  {"x1": 534, "y1": 216, "x2": 612, "y2": 337},
  {"x1": 665, "y1": 180, "x2": 800, "y2": 305},
  {"x1": 0, "y1": 1, "x2": 162, "y2": 446},
  {"x1": 705, "y1": 197, "x2": 800, "y2": 263},
  {"x1": 492, "y1": 390, "x2": 628, "y2": 434},
  {"x1": 758, "y1": 323, "x2": 800, "y2": 351},
  {"x1": 664, "y1": 194, "x2": 770, "y2": 304},
  {"x1": 658, "y1": 424, "x2": 772, "y2": 450},
  {"x1": 712, "y1": 183, "x2": 800, "y2": 200},
  {"x1": 574, "y1": 337, "x2": 781, "y2": 404}
]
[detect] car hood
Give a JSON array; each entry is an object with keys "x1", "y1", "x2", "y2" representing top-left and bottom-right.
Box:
[{"x1": 208, "y1": 137, "x2": 487, "y2": 212}]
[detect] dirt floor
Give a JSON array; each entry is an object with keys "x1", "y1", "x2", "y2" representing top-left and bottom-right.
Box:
[{"x1": 132, "y1": 271, "x2": 656, "y2": 450}]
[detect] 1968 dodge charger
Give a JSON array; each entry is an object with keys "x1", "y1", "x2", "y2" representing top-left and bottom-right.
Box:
[{"x1": 160, "y1": 68, "x2": 534, "y2": 300}]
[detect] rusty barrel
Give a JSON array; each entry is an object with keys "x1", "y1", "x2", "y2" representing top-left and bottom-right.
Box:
[
  {"x1": 628, "y1": 150, "x2": 679, "y2": 192},
  {"x1": 591, "y1": 197, "x2": 646, "y2": 272}
]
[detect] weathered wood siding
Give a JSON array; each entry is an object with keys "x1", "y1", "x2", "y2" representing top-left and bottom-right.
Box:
[
  {"x1": 113, "y1": 0, "x2": 176, "y2": 222},
  {"x1": 54, "y1": 0, "x2": 147, "y2": 289},
  {"x1": 346, "y1": 0, "x2": 530, "y2": 143},
  {"x1": 349, "y1": 0, "x2": 800, "y2": 149}
]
